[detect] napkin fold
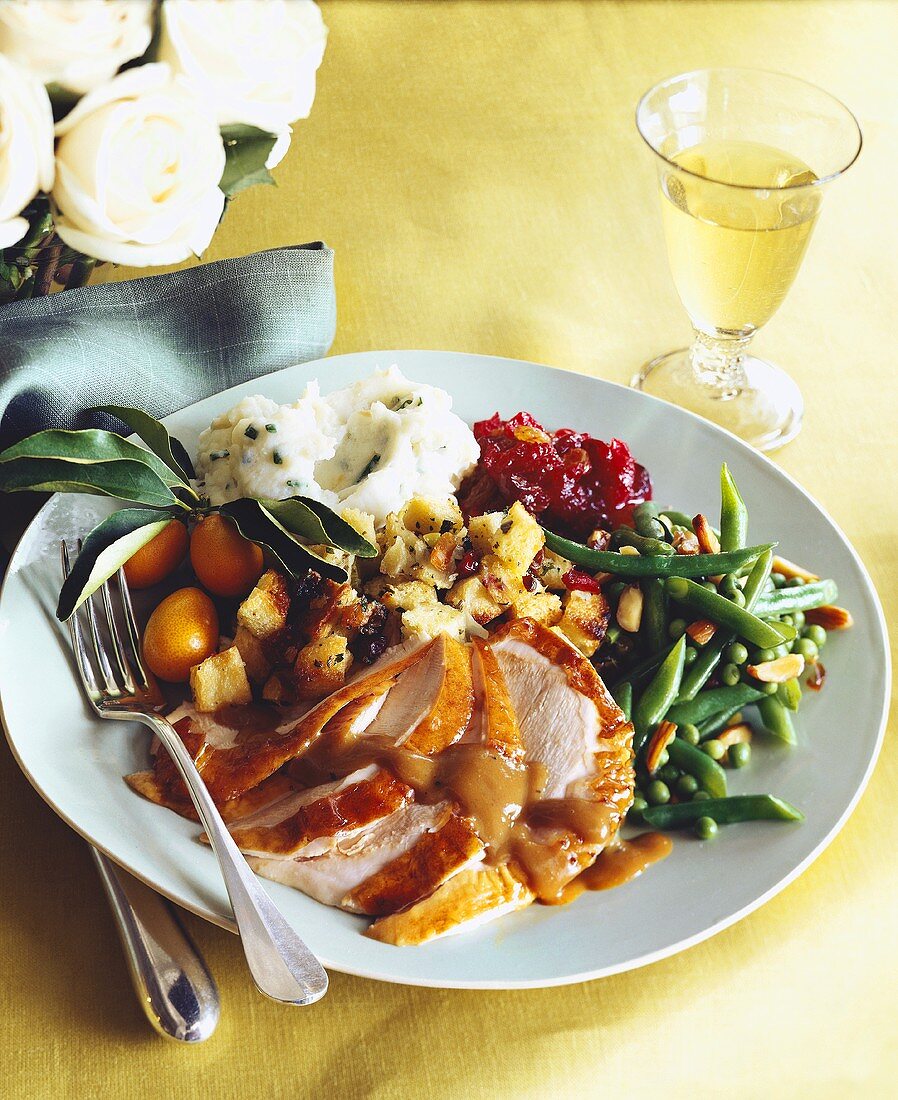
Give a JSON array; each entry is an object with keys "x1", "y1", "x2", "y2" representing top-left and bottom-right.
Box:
[{"x1": 0, "y1": 243, "x2": 336, "y2": 446}]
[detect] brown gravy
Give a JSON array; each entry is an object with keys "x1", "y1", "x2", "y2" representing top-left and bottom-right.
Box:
[{"x1": 551, "y1": 833, "x2": 673, "y2": 905}]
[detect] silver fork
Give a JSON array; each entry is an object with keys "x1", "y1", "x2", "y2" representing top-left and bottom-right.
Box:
[{"x1": 61, "y1": 541, "x2": 329, "y2": 1006}]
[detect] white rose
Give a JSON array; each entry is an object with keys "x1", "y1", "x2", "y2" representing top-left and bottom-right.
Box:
[
  {"x1": 0, "y1": 0, "x2": 153, "y2": 95},
  {"x1": 159, "y1": 0, "x2": 327, "y2": 165},
  {"x1": 0, "y1": 56, "x2": 54, "y2": 249},
  {"x1": 52, "y1": 64, "x2": 226, "y2": 267}
]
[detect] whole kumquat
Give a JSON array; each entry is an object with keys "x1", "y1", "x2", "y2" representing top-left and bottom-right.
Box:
[
  {"x1": 189, "y1": 512, "x2": 264, "y2": 597},
  {"x1": 123, "y1": 520, "x2": 189, "y2": 589},
  {"x1": 142, "y1": 587, "x2": 219, "y2": 683}
]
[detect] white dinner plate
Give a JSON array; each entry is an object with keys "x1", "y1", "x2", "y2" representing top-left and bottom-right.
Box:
[{"x1": 0, "y1": 351, "x2": 889, "y2": 989}]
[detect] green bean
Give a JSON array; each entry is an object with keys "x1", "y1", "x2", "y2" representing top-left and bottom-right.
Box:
[
  {"x1": 642, "y1": 577, "x2": 668, "y2": 654},
  {"x1": 697, "y1": 701, "x2": 751, "y2": 740},
  {"x1": 668, "y1": 682, "x2": 766, "y2": 726},
  {"x1": 777, "y1": 678, "x2": 802, "y2": 712},
  {"x1": 752, "y1": 579, "x2": 838, "y2": 616},
  {"x1": 719, "y1": 463, "x2": 748, "y2": 553},
  {"x1": 611, "y1": 680, "x2": 633, "y2": 721},
  {"x1": 632, "y1": 635, "x2": 687, "y2": 753},
  {"x1": 659, "y1": 510, "x2": 695, "y2": 531},
  {"x1": 613, "y1": 528, "x2": 676, "y2": 556},
  {"x1": 666, "y1": 737, "x2": 728, "y2": 798},
  {"x1": 643, "y1": 794, "x2": 804, "y2": 829},
  {"x1": 633, "y1": 501, "x2": 667, "y2": 541},
  {"x1": 543, "y1": 530, "x2": 774, "y2": 578},
  {"x1": 665, "y1": 576, "x2": 795, "y2": 648},
  {"x1": 757, "y1": 695, "x2": 797, "y2": 745}
]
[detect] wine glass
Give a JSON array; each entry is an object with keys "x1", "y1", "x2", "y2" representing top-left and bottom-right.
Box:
[{"x1": 632, "y1": 68, "x2": 862, "y2": 450}]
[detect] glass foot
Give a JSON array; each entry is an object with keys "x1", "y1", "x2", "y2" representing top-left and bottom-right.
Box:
[{"x1": 631, "y1": 348, "x2": 803, "y2": 451}]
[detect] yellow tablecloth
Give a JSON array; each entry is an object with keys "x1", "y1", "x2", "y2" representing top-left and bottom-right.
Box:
[{"x1": 3, "y1": 2, "x2": 896, "y2": 1096}]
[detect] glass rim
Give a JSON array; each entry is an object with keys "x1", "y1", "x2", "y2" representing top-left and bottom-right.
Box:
[{"x1": 635, "y1": 66, "x2": 863, "y2": 192}]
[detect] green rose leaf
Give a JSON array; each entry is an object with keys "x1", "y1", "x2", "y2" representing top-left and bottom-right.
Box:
[
  {"x1": 0, "y1": 456, "x2": 182, "y2": 509},
  {"x1": 93, "y1": 405, "x2": 196, "y2": 484},
  {"x1": 57, "y1": 509, "x2": 175, "y2": 620},
  {"x1": 219, "y1": 124, "x2": 278, "y2": 198},
  {"x1": 219, "y1": 498, "x2": 348, "y2": 583},
  {"x1": 261, "y1": 496, "x2": 378, "y2": 557},
  {"x1": 0, "y1": 429, "x2": 188, "y2": 489}
]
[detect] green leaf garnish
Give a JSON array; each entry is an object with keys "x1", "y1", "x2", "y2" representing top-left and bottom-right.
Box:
[
  {"x1": 0, "y1": 456, "x2": 184, "y2": 509},
  {"x1": 0, "y1": 428, "x2": 187, "y2": 489},
  {"x1": 57, "y1": 510, "x2": 176, "y2": 620},
  {"x1": 93, "y1": 405, "x2": 196, "y2": 483},
  {"x1": 219, "y1": 124, "x2": 278, "y2": 198},
  {"x1": 219, "y1": 498, "x2": 348, "y2": 583},
  {"x1": 262, "y1": 496, "x2": 378, "y2": 557}
]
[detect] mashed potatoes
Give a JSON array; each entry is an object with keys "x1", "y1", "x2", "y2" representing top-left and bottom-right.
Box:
[{"x1": 196, "y1": 366, "x2": 479, "y2": 526}]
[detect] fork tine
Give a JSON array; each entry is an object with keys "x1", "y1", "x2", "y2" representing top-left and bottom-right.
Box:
[
  {"x1": 116, "y1": 567, "x2": 150, "y2": 689},
  {"x1": 100, "y1": 579, "x2": 137, "y2": 695},
  {"x1": 77, "y1": 538, "x2": 122, "y2": 696},
  {"x1": 60, "y1": 541, "x2": 102, "y2": 704}
]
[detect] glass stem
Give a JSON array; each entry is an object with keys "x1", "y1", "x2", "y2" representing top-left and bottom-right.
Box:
[{"x1": 688, "y1": 329, "x2": 753, "y2": 399}]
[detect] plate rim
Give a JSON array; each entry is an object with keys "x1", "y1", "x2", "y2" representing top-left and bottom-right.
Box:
[{"x1": 1, "y1": 348, "x2": 891, "y2": 989}]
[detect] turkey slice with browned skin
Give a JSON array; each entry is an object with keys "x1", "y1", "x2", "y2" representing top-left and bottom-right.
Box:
[
  {"x1": 124, "y1": 764, "x2": 299, "y2": 825},
  {"x1": 365, "y1": 864, "x2": 535, "y2": 946},
  {"x1": 488, "y1": 618, "x2": 634, "y2": 901},
  {"x1": 247, "y1": 800, "x2": 454, "y2": 907}
]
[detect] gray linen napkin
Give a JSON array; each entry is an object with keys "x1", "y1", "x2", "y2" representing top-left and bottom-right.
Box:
[{"x1": 0, "y1": 242, "x2": 335, "y2": 446}]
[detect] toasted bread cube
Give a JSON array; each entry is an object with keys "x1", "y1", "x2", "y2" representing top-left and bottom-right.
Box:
[
  {"x1": 399, "y1": 496, "x2": 464, "y2": 536},
  {"x1": 445, "y1": 576, "x2": 504, "y2": 626},
  {"x1": 557, "y1": 589, "x2": 610, "y2": 658},
  {"x1": 400, "y1": 602, "x2": 466, "y2": 643},
  {"x1": 237, "y1": 570, "x2": 290, "y2": 640},
  {"x1": 379, "y1": 580, "x2": 438, "y2": 613},
  {"x1": 293, "y1": 635, "x2": 353, "y2": 700},
  {"x1": 467, "y1": 511, "x2": 505, "y2": 557},
  {"x1": 479, "y1": 553, "x2": 526, "y2": 608},
  {"x1": 508, "y1": 589, "x2": 563, "y2": 627},
  {"x1": 380, "y1": 534, "x2": 419, "y2": 577},
  {"x1": 233, "y1": 625, "x2": 273, "y2": 684},
  {"x1": 190, "y1": 646, "x2": 252, "y2": 712},
  {"x1": 340, "y1": 507, "x2": 377, "y2": 545},
  {"x1": 489, "y1": 501, "x2": 544, "y2": 574},
  {"x1": 534, "y1": 548, "x2": 573, "y2": 590}
]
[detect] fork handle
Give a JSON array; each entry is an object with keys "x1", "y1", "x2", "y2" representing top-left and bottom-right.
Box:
[
  {"x1": 141, "y1": 712, "x2": 329, "y2": 1006},
  {"x1": 90, "y1": 846, "x2": 220, "y2": 1042}
]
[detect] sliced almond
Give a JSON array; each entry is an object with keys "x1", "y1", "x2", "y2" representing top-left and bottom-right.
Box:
[
  {"x1": 587, "y1": 529, "x2": 611, "y2": 550},
  {"x1": 747, "y1": 653, "x2": 806, "y2": 683},
  {"x1": 645, "y1": 720, "x2": 677, "y2": 775},
  {"x1": 693, "y1": 513, "x2": 721, "y2": 555},
  {"x1": 804, "y1": 605, "x2": 853, "y2": 631},
  {"x1": 686, "y1": 618, "x2": 717, "y2": 645},
  {"x1": 716, "y1": 722, "x2": 753, "y2": 750},
  {"x1": 618, "y1": 545, "x2": 640, "y2": 557},
  {"x1": 673, "y1": 528, "x2": 700, "y2": 555},
  {"x1": 616, "y1": 584, "x2": 643, "y2": 633},
  {"x1": 772, "y1": 555, "x2": 819, "y2": 583}
]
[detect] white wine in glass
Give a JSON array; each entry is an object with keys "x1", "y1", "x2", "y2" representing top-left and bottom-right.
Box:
[{"x1": 633, "y1": 70, "x2": 861, "y2": 450}]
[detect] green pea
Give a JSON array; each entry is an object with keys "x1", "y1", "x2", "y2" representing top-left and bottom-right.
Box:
[
  {"x1": 728, "y1": 742, "x2": 751, "y2": 769},
  {"x1": 630, "y1": 796, "x2": 648, "y2": 819},
  {"x1": 754, "y1": 648, "x2": 775, "y2": 663},
  {"x1": 692, "y1": 789, "x2": 712, "y2": 802},
  {"x1": 804, "y1": 624, "x2": 827, "y2": 648},
  {"x1": 668, "y1": 617, "x2": 687, "y2": 639},
  {"x1": 726, "y1": 642, "x2": 749, "y2": 666},
  {"x1": 720, "y1": 574, "x2": 739, "y2": 596},
  {"x1": 646, "y1": 779, "x2": 671, "y2": 805},
  {"x1": 759, "y1": 680, "x2": 779, "y2": 695},
  {"x1": 658, "y1": 764, "x2": 680, "y2": 784},
  {"x1": 772, "y1": 642, "x2": 791, "y2": 659},
  {"x1": 701, "y1": 739, "x2": 726, "y2": 761},
  {"x1": 781, "y1": 614, "x2": 794, "y2": 628},
  {"x1": 721, "y1": 662, "x2": 741, "y2": 687},
  {"x1": 655, "y1": 748, "x2": 670, "y2": 768},
  {"x1": 676, "y1": 774, "x2": 699, "y2": 797},
  {"x1": 701, "y1": 581, "x2": 717, "y2": 593},
  {"x1": 791, "y1": 610, "x2": 806, "y2": 631},
  {"x1": 728, "y1": 589, "x2": 746, "y2": 608},
  {"x1": 795, "y1": 637, "x2": 819, "y2": 662},
  {"x1": 684, "y1": 646, "x2": 698, "y2": 666},
  {"x1": 786, "y1": 576, "x2": 805, "y2": 588},
  {"x1": 771, "y1": 572, "x2": 787, "y2": 588},
  {"x1": 694, "y1": 816, "x2": 718, "y2": 840},
  {"x1": 679, "y1": 723, "x2": 700, "y2": 745}
]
